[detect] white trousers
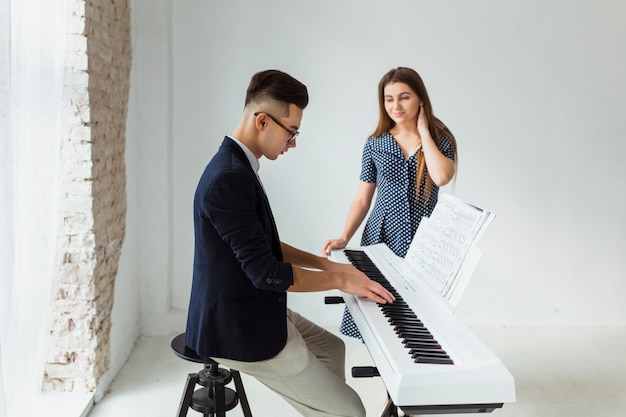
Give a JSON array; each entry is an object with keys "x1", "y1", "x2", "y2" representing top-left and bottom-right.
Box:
[{"x1": 212, "y1": 309, "x2": 366, "y2": 417}]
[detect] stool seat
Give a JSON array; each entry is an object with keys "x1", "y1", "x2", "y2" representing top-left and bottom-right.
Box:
[
  {"x1": 171, "y1": 332, "x2": 252, "y2": 417},
  {"x1": 171, "y1": 333, "x2": 214, "y2": 364}
]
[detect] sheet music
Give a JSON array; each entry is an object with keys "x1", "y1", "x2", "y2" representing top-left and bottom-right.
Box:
[{"x1": 405, "y1": 193, "x2": 494, "y2": 305}]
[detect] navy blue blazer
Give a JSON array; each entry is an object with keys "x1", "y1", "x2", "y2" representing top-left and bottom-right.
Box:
[{"x1": 185, "y1": 137, "x2": 294, "y2": 361}]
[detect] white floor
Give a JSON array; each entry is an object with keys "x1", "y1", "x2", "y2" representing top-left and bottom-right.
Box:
[{"x1": 82, "y1": 326, "x2": 626, "y2": 417}]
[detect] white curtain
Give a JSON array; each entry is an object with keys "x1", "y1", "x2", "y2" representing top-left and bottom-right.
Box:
[{"x1": 0, "y1": 0, "x2": 68, "y2": 416}]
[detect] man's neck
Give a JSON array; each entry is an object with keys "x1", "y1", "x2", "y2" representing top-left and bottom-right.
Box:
[{"x1": 231, "y1": 117, "x2": 261, "y2": 159}]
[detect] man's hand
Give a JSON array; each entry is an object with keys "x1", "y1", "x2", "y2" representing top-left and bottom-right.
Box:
[{"x1": 331, "y1": 262, "x2": 395, "y2": 304}]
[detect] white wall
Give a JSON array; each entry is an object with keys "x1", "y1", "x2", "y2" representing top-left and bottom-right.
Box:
[{"x1": 119, "y1": 0, "x2": 626, "y2": 358}]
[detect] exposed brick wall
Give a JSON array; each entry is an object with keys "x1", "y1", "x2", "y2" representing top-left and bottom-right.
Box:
[{"x1": 43, "y1": 0, "x2": 131, "y2": 392}]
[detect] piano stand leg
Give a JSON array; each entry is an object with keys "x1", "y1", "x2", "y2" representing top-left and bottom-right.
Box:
[{"x1": 380, "y1": 394, "x2": 400, "y2": 417}]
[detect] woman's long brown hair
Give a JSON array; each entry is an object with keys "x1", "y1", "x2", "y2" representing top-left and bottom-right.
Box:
[{"x1": 371, "y1": 67, "x2": 458, "y2": 201}]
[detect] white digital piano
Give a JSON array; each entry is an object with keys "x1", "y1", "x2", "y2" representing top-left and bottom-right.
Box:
[{"x1": 329, "y1": 194, "x2": 516, "y2": 415}]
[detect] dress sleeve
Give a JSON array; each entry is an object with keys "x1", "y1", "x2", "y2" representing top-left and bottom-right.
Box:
[
  {"x1": 359, "y1": 139, "x2": 376, "y2": 183},
  {"x1": 439, "y1": 134, "x2": 456, "y2": 161}
]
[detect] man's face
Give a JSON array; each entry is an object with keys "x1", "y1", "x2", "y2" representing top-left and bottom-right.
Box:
[{"x1": 260, "y1": 104, "x2": 302, "y2": 160}]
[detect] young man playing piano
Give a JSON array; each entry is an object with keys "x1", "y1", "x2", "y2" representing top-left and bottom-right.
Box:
[{"x1": 184, "y1": 69, "x2": 395, "y2": 417}]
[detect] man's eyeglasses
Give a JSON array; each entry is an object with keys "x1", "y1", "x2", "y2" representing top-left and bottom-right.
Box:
[{"x1": 254, "y1": 112, "x2": 299, "y2": 144}]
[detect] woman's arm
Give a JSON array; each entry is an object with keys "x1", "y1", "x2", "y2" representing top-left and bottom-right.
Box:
[
  {"x1": 322, "y1": 180, "x2": 376, "y2": 256},
  {"x1": 418, "y1": 105, "x2": 456, "y2": 186}
]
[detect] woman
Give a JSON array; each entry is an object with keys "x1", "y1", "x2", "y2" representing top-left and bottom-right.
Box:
[{"x1": 322, "y1": 67, "x2": 458, "y2": 339}]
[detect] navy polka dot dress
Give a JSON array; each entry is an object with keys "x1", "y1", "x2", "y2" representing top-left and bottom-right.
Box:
[{"x1": 339, "y1": 131, "x2": 456, "y2": 340}]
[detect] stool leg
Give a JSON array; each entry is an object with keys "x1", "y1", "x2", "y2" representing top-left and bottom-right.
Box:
[
  {"x1": 231, "y1": 370, "x2": 252, "y2": 417},
  {"x1": 177, "y1": 373, "x2": 199, "y2": 417},
  {"x1": 212, "y1": 380, "x2": 226, "y2": 417},
  {"x1": 380, "y1": 394, "x2": 399, "y2": 417}
]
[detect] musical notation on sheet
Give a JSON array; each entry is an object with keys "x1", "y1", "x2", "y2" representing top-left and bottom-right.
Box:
[{"x1": 404, "y1": 194, "x2": 495, "y2": 305}]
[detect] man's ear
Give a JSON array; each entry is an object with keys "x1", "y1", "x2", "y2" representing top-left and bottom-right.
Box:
[{"x1": 254, "y1": 112, "x2": 267, "y2": 129}]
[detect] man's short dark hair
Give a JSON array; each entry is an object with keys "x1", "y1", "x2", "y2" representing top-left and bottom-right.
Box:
[{"x1": 244, "y1": 70, "x2": 309, "y2": 111}]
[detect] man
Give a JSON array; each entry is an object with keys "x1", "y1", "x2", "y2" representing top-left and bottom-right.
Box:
[{"x1": 184, "y1": 69, "x2": 394, "y2": 417}]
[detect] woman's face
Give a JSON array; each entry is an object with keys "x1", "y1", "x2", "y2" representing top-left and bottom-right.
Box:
[{"x1": 383, "y1": 82, "x2": 420, "y2": 126}]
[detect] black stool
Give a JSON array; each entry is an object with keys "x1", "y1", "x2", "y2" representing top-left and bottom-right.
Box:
[{"x1": 171, "y1": 333, "x2": 252, "y2": 417}]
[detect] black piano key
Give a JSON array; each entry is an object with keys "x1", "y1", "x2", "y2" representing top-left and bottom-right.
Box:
[
  {"x1": 344, "y1": 249, "x2": 454, "y2": 365},
  {"x1": 383, "y1": 308, "x2": 415, "y2": 315},
  {"x1": 383, "y1": 309, "x2": 418, "y2": 318},
  {"x1": 402, "y1": 334, "x2": 439, "y2": 342},
  {"x1": 404, "y1": 339, "x2": 437, "y2": 347},
  {"x1": 397, "y1": 329, "x2": 429, "y2": 337},
  {"x1": 381, "y1": 301, "x2": 416, "y2": 311},
  {"x1": 397, "y1": 325, "x2": 430, "y2": 332},
  {"x1": 404, "y1": 339, "x2": 439, "y2": 346},
  {"x1": 384, "y1": 307, "x2": 421, "y2": 320},
  {"x1": 401, "y1": 337, "x2": 435, "y2": 345},
  {"x1": 412, "y1": 355, "x2": 453, "y2": 364},
  {"x1": 415, "y1": 357, "x2": 454, "y2": 365},
  {"x1": 393, "y1": 318, "x2": 429, "y2": 331},
  {"x1": 388, "y1": 319, "x2": 424, "y2": 327},
  {"x1": 410, "y1": 350, "x2": 453, "y2": 358},
  {"x1": 399, "y1": 332, "x2": 434, "y2": 340},
  {"x1": 409, "y1": 347, "x2": 448, "y2": 355},
  {"x1": 392, "y1": 319, "x2": 426, "y2": 327},
  {"x1": 382, "y1": 301, "x2": 410, "y2": 308},
  {"x1": 413, "y1": 350, "x2": 450, "y2": 357},
  {"x1": 396, "y1": 326, "x2": 430, "y2": 334},
  {"x1": 400, "y1": 334, "x2": 435, "y2": 342}
]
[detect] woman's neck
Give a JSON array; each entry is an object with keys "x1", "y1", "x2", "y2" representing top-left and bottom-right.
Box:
[{"x1": 390, "y1": 123, "x2": 421, "y2": 159}]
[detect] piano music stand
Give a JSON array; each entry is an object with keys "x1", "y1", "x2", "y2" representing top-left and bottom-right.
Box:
[{"x1": 170, "y1": 333, "x2": 253, "y2": 417}]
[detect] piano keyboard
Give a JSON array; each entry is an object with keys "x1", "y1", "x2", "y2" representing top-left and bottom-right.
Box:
[
  {"x1": 345, "y1": 249, "x2": 454, "y2": 365},
  {"x1": 332, "y1": 244, "x2": 516, "y2": 414}
]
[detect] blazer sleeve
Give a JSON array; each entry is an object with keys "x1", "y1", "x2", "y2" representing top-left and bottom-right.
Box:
[{"x1": 199, "y1": 167, "x2": 294, "y2": 291}]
